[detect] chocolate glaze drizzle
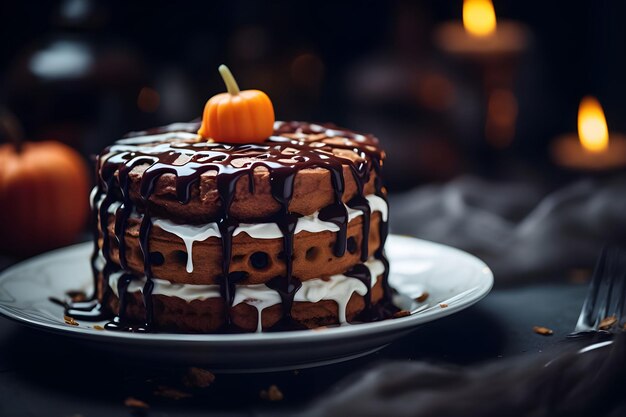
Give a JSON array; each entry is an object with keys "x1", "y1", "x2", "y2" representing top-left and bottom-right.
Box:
[{"x1": 65, "y1": 121, "x2": 393, "y2": 332}]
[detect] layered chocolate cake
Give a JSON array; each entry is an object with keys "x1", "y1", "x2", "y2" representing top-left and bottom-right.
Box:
[{"x1": 67, "y1": 120, "x2": 393, "y2": 332}]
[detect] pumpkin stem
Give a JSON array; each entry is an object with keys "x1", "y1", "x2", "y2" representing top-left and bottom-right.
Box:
[
  {"x1": 218, "y1": 65, "x2": 241, "y2": 95},
  {"x1": 0, "y1": 111, "x2": 24, "y2": 153}
]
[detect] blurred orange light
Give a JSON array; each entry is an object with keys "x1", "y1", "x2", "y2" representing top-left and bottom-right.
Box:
[
  {"x1": 137, "y1": 87, "x2": 160, "y2": 113},
  {"x1": 463, "y1": 0, "x2": 497, "y2": 37},
  {"x1": 290, "y1": 53, "x2": 325, "y2": 90},
  {"x1": 415, "y1": 72, "x2": 456, "y2": 111},
  {"x1": 578, "y1": 96, "x2": 608, "y2": 153},
  {"x1": 486, "y1": 89, "x2": 518, "y2": 148}
]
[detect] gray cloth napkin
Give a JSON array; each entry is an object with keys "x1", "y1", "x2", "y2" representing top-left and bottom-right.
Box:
[{"x1": 390, "y1": 175, "x2": 626, "y2": 284}]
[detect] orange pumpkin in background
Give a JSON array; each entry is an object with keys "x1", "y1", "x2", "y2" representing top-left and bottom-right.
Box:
[
  {"x1": 0, "y1": 115, "x2": 90, "y2": 257},
  {"x1": 198, "y1": 65, "x2": 275, "y2": 143}
]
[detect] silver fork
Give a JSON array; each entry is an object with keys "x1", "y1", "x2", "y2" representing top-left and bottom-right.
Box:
[{"x1": 569, "y1": 246, "x2": 626, "y2": 337}]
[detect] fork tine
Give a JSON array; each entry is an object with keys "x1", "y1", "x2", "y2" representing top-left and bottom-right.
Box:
[
  {"x1": 597, "y1": 248, "x2": 618, "y2": 327},
  {"x1": 575, "y1": 247, "x2": 607, "y2": 331},
  {"x1": 612, "y1": 252, "x2": 626, "y2": 327}
]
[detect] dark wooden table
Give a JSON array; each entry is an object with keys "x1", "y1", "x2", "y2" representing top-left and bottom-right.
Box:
[{"x1": 0, "y1": 276, "x2": 587, "y2": 416}]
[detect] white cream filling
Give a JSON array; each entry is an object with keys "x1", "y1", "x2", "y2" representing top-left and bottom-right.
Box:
[
  {"x1": 151, "y1": 220, "x2": 219, "y2": 274},
  {"x1": 152, "y1": 194, "x2": 387, "y2": 273},
  {"x1": 108, "y1": 258, "x2": 385, "y2": 332}
]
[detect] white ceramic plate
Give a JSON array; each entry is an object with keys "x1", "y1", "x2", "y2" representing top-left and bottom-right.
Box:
[{"x1": 0, "y1": 235, "x2": 492, "y2": 372}]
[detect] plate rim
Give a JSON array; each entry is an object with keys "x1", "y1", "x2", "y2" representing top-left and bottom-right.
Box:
[{"x1": 0, "y1": 235, "x2": 493, "y2": 345}]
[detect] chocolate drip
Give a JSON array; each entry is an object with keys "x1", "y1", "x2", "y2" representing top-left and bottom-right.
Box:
[
  {"x1": 113, "y1": 206, "x2": 130, "y2": 270},
  {"x1": 345, "y1": 263, "x2": 372, "y2": 310},
  {"x1": 371, "y1": 252, "x2": 400, "y2": 320},
  {"x1": 114, "y1": 156, "x2": 157, "y2": 270},
  {"x1": 88, "y1": 178, "x2": 102, "y2": 292},
  {"x1": 268, "y1": 166, "x2": 300, "y2": 322},
  {"x1": 137, "y1": 209, "x2": 155, "y2": 330},
  {"x1": 317, "y1": 161, "x2": 348, "y2": 257},
  {"x1": 348, "y1": 160, "x2": 373, "y2": 262},
  {"x1": 222, "y1": 271, "x2": 250, "y2": 307},
  {"x1": 348, "y1": 196, "x2": 371, "y2": 262},
  {"x1": 104, "y1": 273, "x2": 133, "y2": 330},
  {"x1": 98, "y1": 185, "x2": 116, "y2": 264},
  {"x1": 266, "y1": 274, "x2": 302, "y2": 323},
  {"x1": 217, "y1": 217, "x2": 238, "y2": 325},
  {"x1": 65, "y1": 121, "x2": 390, "y2": 332},
  {"x1": 270, "y1": 213, "x2": 300, "y2": 321},
  {"x1": 318, "y1": 203, "x2": 349, "y2": 257},
  {"x1": 141, "y1": 279, "x2": 155, "y2": 331}
]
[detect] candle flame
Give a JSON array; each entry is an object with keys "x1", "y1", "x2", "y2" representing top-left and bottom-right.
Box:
[
  {"x1": 463, "y1": 0, "x2": 497, "y2": 37},
  {"x1": 578, "y1": 96, "x2": 609, "y2": 153}
]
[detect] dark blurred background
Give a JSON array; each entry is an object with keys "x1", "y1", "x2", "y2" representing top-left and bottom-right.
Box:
[{"x1": 3, "y1": 0, "x2": 626, "y2": 191}]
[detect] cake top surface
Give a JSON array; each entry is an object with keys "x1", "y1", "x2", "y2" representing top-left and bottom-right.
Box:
[
  {"x1": 96, "y1": 121, "x2": 385, "y2": 222},
  {"x1": 109, "y1": 120, "x2": 383, "y2": 170}
]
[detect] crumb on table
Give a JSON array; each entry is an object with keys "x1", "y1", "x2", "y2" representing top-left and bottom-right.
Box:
[
  {"x1": 153, "y1": 385, "x2": 192, "y2": 400},
  {"x1": 182, "y1": 367, "x2": 215, "y2": 388},
  {"x1": 393, "y1": 310, "x2": 411, "y2": 318},
  {"x1": 124, "y1": 397, "x2": 149, "y2": 408},
  {"x1": 260, "y1": 384, "x2": 284, "y2": 401},
  {"x1": 533, "y1": 326, "x2": 554, "y2": 336},
  {"x1": 599, "y1": 316, "x2": 617, "y2": 330}
]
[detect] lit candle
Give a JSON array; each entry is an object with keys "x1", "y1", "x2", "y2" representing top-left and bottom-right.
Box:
[
  {"x1": 434, "y1": 0, "x2": 528, "y2": 58},
  {"x1": 551, "y1": 96, "x2": 626, "y2": 171}
]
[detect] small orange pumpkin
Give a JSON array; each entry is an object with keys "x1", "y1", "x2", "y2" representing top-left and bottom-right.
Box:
[
  {"x1": 0, "y1": 115, "x2": 90, "y2": 257},
  {"x1": 198, "y1": 65, "x2": 275, "y2": 143}
]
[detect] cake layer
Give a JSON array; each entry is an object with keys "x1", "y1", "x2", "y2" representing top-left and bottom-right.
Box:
[
  {"x1": 100, "y1": 195, "x2": 387, "y2": 285},
  {"x1": 106, "y1": 259, "x2": 385, "y2": 333},
  {"x1": 98, "y1": 121, "x2": 384, "y2": 223}
]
